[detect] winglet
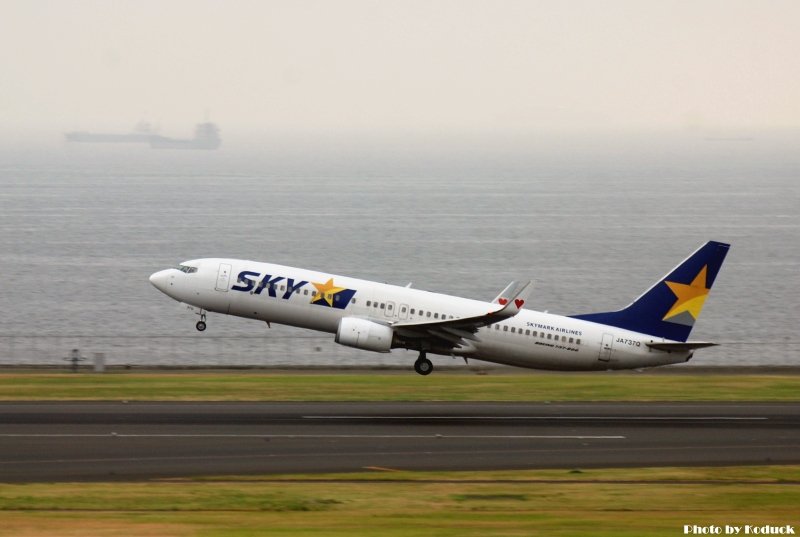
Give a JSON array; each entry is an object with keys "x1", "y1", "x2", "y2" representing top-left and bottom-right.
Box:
[
  {"x1": 490, "y1": 281, "x2": 532, "y2": 316},
  {"x1": 493, "y1": 281, "x2": 520, "y2": 304}
]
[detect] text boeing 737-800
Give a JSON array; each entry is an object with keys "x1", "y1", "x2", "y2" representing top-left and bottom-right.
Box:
[{"x1": 149, "y1": 241, "x2": 729, "y2": 375}]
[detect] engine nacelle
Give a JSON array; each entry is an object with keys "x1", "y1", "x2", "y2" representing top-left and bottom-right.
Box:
[{"x1": 335, "y1": 317, "x2": 393, "y2": 353}]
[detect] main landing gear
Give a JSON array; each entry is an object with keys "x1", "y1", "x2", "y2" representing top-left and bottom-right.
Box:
[
  {"x1": 414, "y1": 352, "x2": 433, "y2": 376},
  {"x1": 196, "y1": 311, "x2": 207, "y2": 332}
]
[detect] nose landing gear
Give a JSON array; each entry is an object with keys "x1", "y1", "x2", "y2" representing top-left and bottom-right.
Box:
[{"x1": 414, "y1": 352, "x2": 433, "y2": 375}]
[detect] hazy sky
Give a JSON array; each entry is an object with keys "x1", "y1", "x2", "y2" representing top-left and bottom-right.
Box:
[{"x1": 2, "y1": 0, "x2": 798, "y2": 141}]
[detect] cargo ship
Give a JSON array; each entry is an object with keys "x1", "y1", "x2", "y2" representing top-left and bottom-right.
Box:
[
  {"x1": 65, "y1": 121, "x2": 221, "y2": 150},
  {"x1": 64, "y1": 120, "x2": 158, "y2": 144},
  {"x1": 149, "y1": 122, "x2": 221, "y2": 150}
]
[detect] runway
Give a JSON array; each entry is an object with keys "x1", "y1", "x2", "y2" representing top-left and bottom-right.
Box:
[{"x1": 1, "y1": 402, "x2": 798, "y2": 482}]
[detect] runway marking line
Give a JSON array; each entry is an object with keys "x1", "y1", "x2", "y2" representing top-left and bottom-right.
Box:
[
  {"x1": 302, "y1": 416, "x2": 768, "y2": 421},
  {"x1": 363, "y1": 466, "x2": 402, "y2": 472},
  {"x1": 0, "y1": 434, "x2": 627, "y2": 439}
]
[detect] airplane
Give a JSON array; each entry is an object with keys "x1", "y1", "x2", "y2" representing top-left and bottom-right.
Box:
[{"x1": 149, "y1": 241, "x2": 730, "y2": 375}]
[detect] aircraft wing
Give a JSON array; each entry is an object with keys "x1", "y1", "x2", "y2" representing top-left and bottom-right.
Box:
[{"x1": 392, "y1": 281, "x2": 532, "y2": 352}]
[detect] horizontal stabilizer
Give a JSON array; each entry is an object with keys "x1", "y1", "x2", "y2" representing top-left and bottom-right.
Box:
[{"x1": 646, "y1": 341, "x2": 717, "y2": 352}]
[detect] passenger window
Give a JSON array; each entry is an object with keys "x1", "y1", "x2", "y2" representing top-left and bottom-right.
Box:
[
  {"x1": 569, "y1": 337, "x2": 574, "y2": 343},
  {"x1": 366, "y1": 300, "x2": 371, "y2": 306},
  {"x1": 494, "y1": 325, "x2": 499, "y2": 330},
  {"x1": 511, "y1": 327, "x2": 516, "y2": 333},
  {"x1": 426, "y1": 311, "x2": 431, "y2": 317},
  {"x1": 351, "y1": 298, "x2": 356, "y2": 304},
  {"x1": 525, "y1": 329, "x2": 530, "y2": 336},
  {"x1": 380, "y1": 303, "x2": 385, "y2": 309},
  {"x1": 304, "y1": 290, "x2": 309, "y2": 295},
  {"x1": 434, "y1": 313, "x2": 439, "y2": 319},
  {"x1": 576, "y1": 339, "x2": 581, "y2": 345},
  {"x1": 503, "y1": 326, "x2": 508, "y2": 332},
  {"x1": 410, "y1": 308, "x2": 415, "y2": 314},
  {"x1": 547, "y1": 334, "x2": 552, "y2": 339}
]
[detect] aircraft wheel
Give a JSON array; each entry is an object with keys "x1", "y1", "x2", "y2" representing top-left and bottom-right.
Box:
[
  {"x1": 196, "y1": 321, "x2": 207, "y2": 332},
  {"x1": 414, "y1": 357, "x2": 433, "y2": 376}
]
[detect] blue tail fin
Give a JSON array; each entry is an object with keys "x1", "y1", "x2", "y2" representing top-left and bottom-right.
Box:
[{"x1": 570, "y1": 241, "x2": 730, "y2": 342}]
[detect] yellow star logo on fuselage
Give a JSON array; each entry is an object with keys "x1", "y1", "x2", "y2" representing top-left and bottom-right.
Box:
[
  {"x1": 311, "y1": 278, "x2": 346, "y2": 307},
  {"x1": 662, "y1": 265, "x2": 710, "y2": 323}
]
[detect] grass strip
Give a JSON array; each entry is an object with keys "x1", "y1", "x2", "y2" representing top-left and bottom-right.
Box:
[
  {"x1": 0, "y1": 371, "x2": 798, "y2": 401},
  {"x1": 0, "y1": 466, "x2": 797, "y2": 536}
]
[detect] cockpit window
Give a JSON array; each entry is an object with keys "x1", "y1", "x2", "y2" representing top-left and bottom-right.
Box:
[{"x1": 176, "y1": 265, "x2": 198, "y2": 274}]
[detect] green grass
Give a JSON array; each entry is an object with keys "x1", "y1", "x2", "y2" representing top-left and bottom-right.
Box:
[
  {"x1": 0, "y1": 371, "x2": 798, "y2": 401},
  {"x1": 1, "y1": 372, "x2": 796, "y2": 535},
  {"x1": 0, "y1": 466, "x2": 798, "y2": 536}
]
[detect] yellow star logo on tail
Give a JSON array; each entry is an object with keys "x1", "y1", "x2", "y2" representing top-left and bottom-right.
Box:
[
  {"x1": 311, "y1": 278, "x2": 346, "y2": 307},
  {"x1": 662, "y1": 266, "x2": 710, "y2": 325}
]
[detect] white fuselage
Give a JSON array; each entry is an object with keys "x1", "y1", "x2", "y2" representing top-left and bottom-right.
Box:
[{"x1": 149, "y1": 258, "x2": 693, "y2": 371}]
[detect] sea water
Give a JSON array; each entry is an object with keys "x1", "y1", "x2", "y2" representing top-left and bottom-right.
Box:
[{"x1": 0, "y1": 133, "x2": 798, "y2": 367}]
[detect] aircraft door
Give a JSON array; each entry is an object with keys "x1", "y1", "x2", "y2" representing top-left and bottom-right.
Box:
[
  {"x1": 215, "y1": 263, "x2": 232, "y2": 292},
  {"x1": 599, "y1": 333, "x2": 614, "y2": 362},
  {"x1": 399, "y1": 303, "x2": 409, "y2": 320},
  {"x1": 385, "y1": 301, "x2": 396, "y2": 319}
]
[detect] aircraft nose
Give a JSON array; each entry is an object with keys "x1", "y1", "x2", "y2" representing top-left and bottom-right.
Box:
[{"x1": 149, "y1": 269, "x2": 172, "y2": 293}]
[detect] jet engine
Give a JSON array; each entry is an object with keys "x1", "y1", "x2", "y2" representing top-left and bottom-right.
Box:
[{"x1": 335, "y1": 317, "x2": 393, "y2": 352}]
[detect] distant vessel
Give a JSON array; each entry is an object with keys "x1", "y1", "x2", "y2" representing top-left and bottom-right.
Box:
[
  {"x1": 65, "y1": 121, "x2": 221, "y2": 150},
  {"x1": 64, "y1": 120, "x2": 158, "y2": 144},
  {"x1": 149, "y1": 122, "x2": 221, "y2": 150}
]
